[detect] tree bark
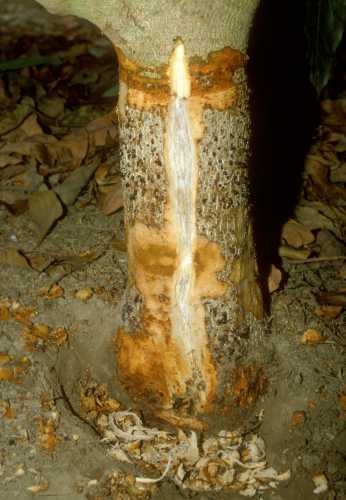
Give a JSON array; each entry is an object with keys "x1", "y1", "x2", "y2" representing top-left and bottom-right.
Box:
[{"x1": 36, "y1": 0, "x2": 267, "y2": 429}]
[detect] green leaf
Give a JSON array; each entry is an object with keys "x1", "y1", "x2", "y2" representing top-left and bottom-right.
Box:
[
  {"x1": 102, "y1": 85, "x2": 118, "y2": 98},
  {"x1": 305, "y1": 0, "x2": 346, "y2": 94},
  {"x1": 0, "y1": 55, "x2": 62, "y2": 73}
]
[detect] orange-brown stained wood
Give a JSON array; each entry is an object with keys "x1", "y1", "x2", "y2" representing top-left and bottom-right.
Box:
[
  {"x1": 116, "y1": 45, "x2": 245, "y2": 111},
  {"x1": 114, "y1": 327, "x2": 189, "y2": 408},
  {"x1": 114, "y1": 218, "x2": 224, "y2": 412},
  {"x1": 114, "y1": 42, "x2": 259, "y2": 419},
  {"x1": 194, "y1": 238, "x2": 227, "y2": 299},
  {"x1": 114, "y1": 323, "x2": 218, "y2": 414},
  {"x1": 231, "y1": 366, "x2": 268, "y2": 408}
]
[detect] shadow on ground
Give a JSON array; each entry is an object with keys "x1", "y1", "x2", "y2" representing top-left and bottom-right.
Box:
[{"x1": 247, "y1": 0, "x2": 319, "y2": 309}]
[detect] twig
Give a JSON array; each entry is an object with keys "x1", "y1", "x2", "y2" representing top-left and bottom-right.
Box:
[{"x1": 285, "y1": 256, "x2": 346, "y2": 264}]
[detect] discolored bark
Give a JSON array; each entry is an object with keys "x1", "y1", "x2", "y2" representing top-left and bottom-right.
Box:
[{"x1": 36, "y1": 0, "x2": 267, "y2": 428}]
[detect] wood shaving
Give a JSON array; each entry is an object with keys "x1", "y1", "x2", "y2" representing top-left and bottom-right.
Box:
[{"x1": 102, "y1": 410, "x2": 290, "y2": 496}]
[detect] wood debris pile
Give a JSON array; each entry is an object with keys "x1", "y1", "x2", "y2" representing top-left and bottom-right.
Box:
[{"x1": 94, "y1": 410, "x2": 290, "y2": 497}]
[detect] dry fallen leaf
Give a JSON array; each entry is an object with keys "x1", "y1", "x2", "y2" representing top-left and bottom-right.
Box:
[
  {"x1": 0, "y1": 96, "x2": 34, "y2": 135},
  {"x1": 0, "y1": 353, "x2": 11, "y2": 364},
  {"x1": 22, "y1": 323, "x2": 68, "y2": 351},
  {"x1": 38, "y1": 95, "x2": 65, "y2": 118},
  {"x1": 0, "y1": 153, "x2": 22, "y2": 168},
  {"x1": 22, "y1": 325, "x2": 49, "y2": 352},
  {"x1": 268, "y1": 264, "x2": 282, "y2": 293},
  {"x1": 0, "y1": 367, "x2": 16, "y2": 381},
  {"x1": 315, "y1": 291, "x2": 346, "y2": 307},
  {"x1": 316, "y1": 229, "x2": 346, "y2": 257},
  {"x1": 98, "y1": 181, "x2": 123, "y2": 215},
  {"x1": 279, "y1": 246, "x2": 311, "y2": 260},
  {"x1": 94, "y1": 163, "x2": 109, "y2": 184},
  {"x1": 312, "y1": 473, "x2": 328, "y2": 494},
  {"x1": 281, "y1": 219, "x2": 315, "y2": 248},
  {"x1": 330, "y1": 162, "x2": 346, "y2": 183},
  {"x1": 308, "y1": 400, "x2": 317, "y2": 410},
  {"x1": 0, "y1": 248, "x2": 30, "y2": 269},
  {"x1": 37, "y1": 416, "x2": 59, "y2": 452},
  {"x1": 304, "y1": 155, "x2": 346, "y2": 204},
  {"x1": 80, "y1": 381, "x2": 122, "y2": 421},
  {"x1": 0, "y1": 303, "x2": 11, "y2": 320},
  {"x1": 60, "y1": 129, "x2": 88, "y2": 166},
  {"x1": 19, "y1": 113, "x2": 43, "y2": 136},
  {"x1": 28, "y1": 190, "x2": 63, "y2": 240},
  {"x1": 295, "y1": 204, "x2": 342, "y2": 238},
  {"x1": 50, "y1": 327, "x2": 68, "y2": 346},
  {"x1": 39, "y1": 283, "x2": 64, "y2": 299},
  {"x1": 75, "y1": 287, "x2": 93, "y2": 301},
  {"x1": 27, "y1": 483, "x2": 49, "y2": 494},
  {"x1": 0, "y1": 366, "x2": 26, "y2": 383},
  {"x1": 54, "y1": 159, "x2": 99, "y2": 206},
  {"x1": 313, "y1": 305, "x2": 343, "y2": 319},
  {"x1": 3, "y1": 404, "x2": 16, "y2": 419},
  {"x1": 26, "y1": 252, "x2": 55, "y2": 272},
  {"x1": 301, "y1": 329, "x2": 326, "y2": 344},
  {"x1": 32, "y1": 323, "x2": 49, "y2": 337},
  {"x1": 291, "y1": 411, "x2": 306, "y2": 426},
  {"x1": 339, "y1": 394, "x2": 346, "y2": 412},
  {"x1": 86, "y1": 115, "x2": 118, "y2": 147},
  {"x1": 321, "y1": 98, "x2": 346, "y2": 127},
  {"x1": 14, "y1": 306, "x2": 37, "y2": 326}
]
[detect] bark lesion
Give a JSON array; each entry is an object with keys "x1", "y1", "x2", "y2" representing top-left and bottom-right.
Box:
[
  {"x1": 115, "y1": 40, "x2": 265, "y2": 422},
  {"x1": 120, "y1": 107, "x2": 168, "y2": 228}
]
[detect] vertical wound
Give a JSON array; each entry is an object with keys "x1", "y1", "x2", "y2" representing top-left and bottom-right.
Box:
[{"x1": 168, "y1": 42, "x2": 202, "y2": 375}]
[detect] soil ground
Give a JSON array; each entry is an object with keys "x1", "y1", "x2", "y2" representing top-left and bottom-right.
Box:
[{"x1": 1, "y1": 195, "x2": 345, "y2": 500}]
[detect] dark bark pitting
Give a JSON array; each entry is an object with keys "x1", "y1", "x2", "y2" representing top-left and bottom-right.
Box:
[
  {"x1": 113, "y1": 43, "x2": 265, "y2": 421},
  {"x1": 196, "y1": 107, "x2": 249, "y2": 241},
  {"x1": 119, "y1": 286, "x2": 144, "y2": 334},
  {"x1": 194, "y1": 69, "x2": 265, "y2": 408},
  {"x1": 196, "y1": 72, "x2": 263, "y2": 311},
  {"x1": 196, "y1": 71, "x2": 250, "y2": 247},
  {"x1": 119, "y1": 106, "x2": 168, "y2": 229}
]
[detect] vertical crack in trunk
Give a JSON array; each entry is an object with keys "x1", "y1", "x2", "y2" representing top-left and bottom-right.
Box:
[
  {"x1": 167, "y1": 41, "x2": 203, "y2": 391},
  {"x1": 168, "y1": 96, "x2": 197, "y2": 366}
]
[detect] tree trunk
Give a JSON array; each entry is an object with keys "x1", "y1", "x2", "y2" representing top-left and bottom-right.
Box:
[{"x1": 36, "y1": 0, "x2": 267, "y2": 429}]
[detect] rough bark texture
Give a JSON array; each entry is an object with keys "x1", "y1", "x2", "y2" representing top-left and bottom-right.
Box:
[{"x1": 36, "y1": 0, "x2": 267, "y2": 428}]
